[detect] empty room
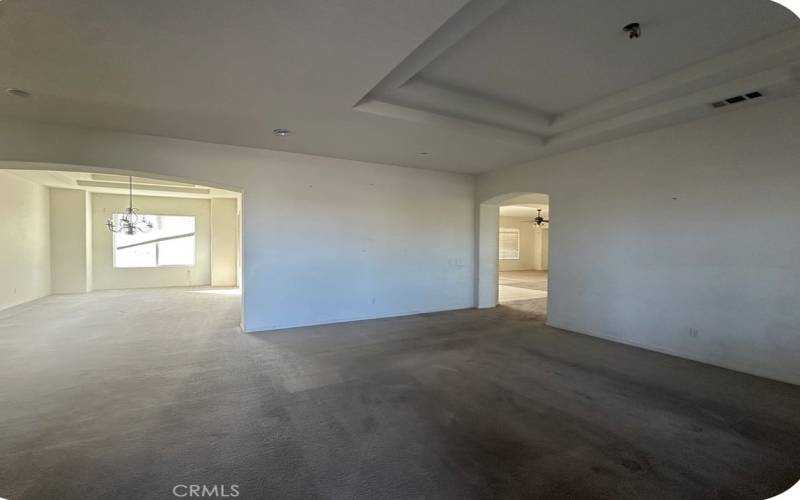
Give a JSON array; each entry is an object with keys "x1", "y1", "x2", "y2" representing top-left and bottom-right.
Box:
[{"x1": 1, "y1": 1, "x2": 799, "y2": 499}]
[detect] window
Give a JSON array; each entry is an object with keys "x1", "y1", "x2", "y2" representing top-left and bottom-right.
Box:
[
  {"x1": 113, "y1": 215, "x2": 196, "y2": 268},
  {"x1": 499, "y1": 227, "x2": 520, "y2": 260}
]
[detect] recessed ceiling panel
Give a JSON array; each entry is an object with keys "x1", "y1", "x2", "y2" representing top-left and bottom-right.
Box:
[{"x1": 419, "y1": 0, "x2": 799, "y2": 114}]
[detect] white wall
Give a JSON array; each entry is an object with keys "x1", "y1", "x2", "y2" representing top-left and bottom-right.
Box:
[
  {"x1": 211, "y1": 198, "x2": 238, "y2": 287},
  {"x1": 240, "y1": 161, "x2": 474, "y2": 330},
  {"x1": 477, "y1": 202, "x2": 499, "y2": 309},
  {"x1": 0, "y1": 120, "x2": 476, "y2": 331},
  {"x1": 50, "y1": 188, "x2": 90, "y2": 294},
  {"x1": 541, "y1": 229, "x2": 549, "y2": 270},
  {"x1": 0, "y1": 172, "x2": 51, "y2": 310},
  {"x1": 479, "y1": 95, "x2": 800, "y2": 385},
  {"x1": 85, "y1": 192, "x2": 93, "y2": 292},
  {"x1": 91, "y1": 193, "x2": 211, "y2": 290},
  {"x1": 498, "y1": 216, "x2": 548, "y2": 272}
]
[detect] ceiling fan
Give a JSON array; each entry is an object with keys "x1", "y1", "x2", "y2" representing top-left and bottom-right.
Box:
[{"x1": 523, "y1": 209, "x2": 549, "y2": 227}]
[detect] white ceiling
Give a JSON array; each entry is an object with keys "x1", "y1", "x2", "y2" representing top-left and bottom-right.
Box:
[
  {"x1": 499, "y1": 204, "x2": 549, "y2": 218},
  {"x1": 420, "y1": 0, "x2": 798, "y2": 114},
  {"x1": 5, "y1": 170, "x2": 239, "y2": 199},
  {"x1": 0, "y1": 0, "x2": 798, "y2": 174}
]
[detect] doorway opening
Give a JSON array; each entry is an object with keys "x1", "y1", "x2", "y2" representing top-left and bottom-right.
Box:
[
  {"x1": 497, "y1": 194, "x2": 549, "y2": 318},
  {"x1": 477, "y1": 192, "x2": 550, "y2": 321}
]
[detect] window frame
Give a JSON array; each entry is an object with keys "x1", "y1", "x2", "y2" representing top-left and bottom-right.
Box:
[
  {"x1": 111, "y1": 213, "x2": 197, "y2": 269},
  {"x1": 498, "y1": 227, "x2": 521, "y2": 261}
]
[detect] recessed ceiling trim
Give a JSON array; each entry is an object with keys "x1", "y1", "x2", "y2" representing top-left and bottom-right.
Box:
[
  {"x1": 390, "y1": 78, "x2": 552, "y2": 133},
  {"x1": 552, "y1": 27, "x2": 800, "y2": 131},
  {"x1": 76, "y1": 180, "x2": 211, "y2": 195},
  {"x1": 547, "y1": 66, "x2": 798, "y2": 147},
  {"x1": 91, "y1": 173, "x2": 197, "y2": 187},
  {"x1": 44, "y1": 170, "x2": 81, "y2": 186},
  {"x1": 357, "y1": 98, "x2": 544, "y2": 147},
  {"x1": 356, "y1": 0, "x2": 509, "y2": 104},
  {"x1": 355, "y1": 1, "x2": 800, "y2": 161}
]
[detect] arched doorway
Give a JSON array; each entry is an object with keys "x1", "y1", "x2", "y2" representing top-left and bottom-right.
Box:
[{"x1": 477, "y1": 191, "x2": 550, "y2": 319}]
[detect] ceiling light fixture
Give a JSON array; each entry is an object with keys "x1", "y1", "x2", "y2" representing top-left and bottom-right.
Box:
[
  {"x1": 106, "y1": 176, "x2": 153, "y2": 235},
  {"x1": 5, "y1": 88, "x2": 31, "y2": 98},
  {"x1": 623, "y1": 23, "x2": 641, "y2": 39},
  {"x1": 523, "y1": 209, "x2": 550, "y2": 228},
  {"x1": 273, "y1": 128, "x2": 291, "y2": 137},
  {"x1": 419, "y1": 152, "x2": 430, "y2": 156}
]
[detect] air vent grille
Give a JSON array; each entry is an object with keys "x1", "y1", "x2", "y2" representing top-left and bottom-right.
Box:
[{"x1": 711, "y1": 90, "x2": 763, "y2": 109}]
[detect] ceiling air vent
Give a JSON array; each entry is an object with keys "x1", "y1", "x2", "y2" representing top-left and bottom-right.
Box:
[
  {"x1": 725, "y1": 96, "x2": 747, "y2": 104},
  {"x1": 711, "y1": 91, "x2": 764, "y2": 109}
]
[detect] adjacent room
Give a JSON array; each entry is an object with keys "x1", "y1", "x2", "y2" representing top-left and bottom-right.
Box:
[
  {"x1": 1, "y1": 1, "x2": 799, "y2": 499},
  {"x1": 497, "y1": 193, "x2": 550, "y2": 318},
  {"x1": 0, "y1": 168, "x2": 241, "y2": 317}
]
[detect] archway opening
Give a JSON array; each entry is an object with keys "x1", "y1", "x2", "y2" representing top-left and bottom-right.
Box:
[
  {"x1": 0, "y1": 164, "x2": 244, "y2": 331},
  {"x1": 497, "y1": 194, "x2": 549, "y2": 319},
  {"x1": 477, "y1": 191, "x2": 550, "y2": 322}
]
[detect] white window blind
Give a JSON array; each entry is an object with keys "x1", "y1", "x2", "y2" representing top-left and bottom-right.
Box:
[{"x1": 499, "y1": 227, "x2": 520, "y2": 260}]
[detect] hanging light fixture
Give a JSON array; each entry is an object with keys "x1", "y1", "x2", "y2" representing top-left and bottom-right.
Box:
[
  {"x1": 523, "y1": 209, "x2": 550, "y2": 228},
  {"x1": 106, "y1": 176, "x2": 153, "y2": 234}
]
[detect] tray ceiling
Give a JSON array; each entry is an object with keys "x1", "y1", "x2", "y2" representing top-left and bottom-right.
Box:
[
  {"x1": 0, "y1": 0, "x2": 798, "y2": 174},
  {"x1": 419, "y1": 0, "x2": 798, "y2": 115}
]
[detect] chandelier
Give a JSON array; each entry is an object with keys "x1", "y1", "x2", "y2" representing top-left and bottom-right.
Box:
[{"x1": 106, "y1": 176, "x2": 153, "y2": 234}]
